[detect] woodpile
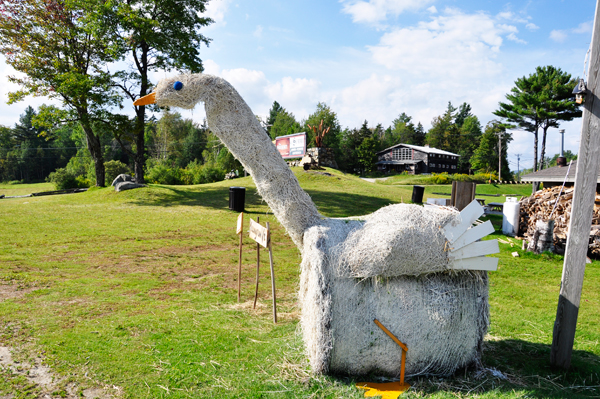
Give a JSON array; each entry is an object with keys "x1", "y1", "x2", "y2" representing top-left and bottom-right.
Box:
[{"x1": 519, "y1": 186, "x2": 600, "y2": 256}]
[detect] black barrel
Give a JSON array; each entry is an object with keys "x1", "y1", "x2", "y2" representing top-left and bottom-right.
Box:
[
  {"x1": 411, "y1": 185, "x2": 425, "y2": 204},
  {"x1": 229, "y1": 187, "x2": 246, "y2": 212}
]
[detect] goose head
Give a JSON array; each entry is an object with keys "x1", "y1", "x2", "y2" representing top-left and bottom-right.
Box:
[{"x1": 134, "y1": 74, "x2": 209, "y2": 109}]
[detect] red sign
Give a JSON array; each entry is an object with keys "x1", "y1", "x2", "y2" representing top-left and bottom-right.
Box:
[{"x1": 275, "y1": 132, "x2": 306, "y2": 159}]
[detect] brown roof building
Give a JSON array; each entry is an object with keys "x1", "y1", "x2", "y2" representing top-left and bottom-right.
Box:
[{"x1": 520, "y1": 160, "x2": 590, "y2": 189}]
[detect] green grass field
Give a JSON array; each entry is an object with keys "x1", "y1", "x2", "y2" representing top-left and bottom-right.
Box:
[{"x1": 1, "y1": 169, "x2": 598, "y2": 398}]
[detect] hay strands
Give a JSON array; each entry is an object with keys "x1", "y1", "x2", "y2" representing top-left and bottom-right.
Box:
[
  {"x1": 356, "y1": 319, "x2": 410, "y2": 398},
  {"x1": 443, "y1": 200, "x2": 499, "y2": 271}
]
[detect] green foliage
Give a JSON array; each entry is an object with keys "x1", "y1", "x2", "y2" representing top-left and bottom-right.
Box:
[
  {"x1": 494, "y1": 65, "x2": 582, "y2": 172},
  {"x1": 547, "y1": 150, "x2": 578, "y2": 167},
  {"x1": 104, "y1": 160, "x2": 132, "y2": 184},
  {"x1": 145, "y1": 159, "x2": 183, "y2": 185},
  {"x1": 181, "y1": 160, "x2": 225, "y2": 185},
  {"x1": 356, "y1": 136, "x2": 378, "y2": 173},
  {"x1": 304, "y1": 102, "x2": 341, "y2": 149},
  {"x1": 382, "y1": 172, "x2": 499, "y2": 185},
  {"x1": 470, "y1": 120, "x2": 513, "y2": 180},
  {"x1": 269, "y1": 108, "x2": 302, "y2": 140},
  {"x1": 0, "y1": 0, "x2": 127, "y2": 186},
  {"x1": 383, "y1": 112, "x2": 426, "y2": 148},
  {"x1": 47, "y1": 168, "x2": 88, "y2": 190},
  {"x1": 426, "y1": 102, "x2": 457, "y2": 151},
  {"x1": 266, "y1": 101, "x2": 282, "y2": 136}
]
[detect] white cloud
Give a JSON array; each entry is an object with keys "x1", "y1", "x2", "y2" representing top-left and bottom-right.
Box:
[
  {"x1": 427, "y1": 6, "x2": 437, "y2": 13},
  {"x1": 368, "y1": 9, "x2": 517, "y2": 79},
  {"x1": 0, "y1": 58, "x2": 61, "y2": 127},
  {"x1": 525, "y1": 22, "x2": 539, "y2": 31},
  {"x1": 253, "y1": 25, "x2": 263, "y2": 38},
  {"x1": 573, "y1": 21, "x2": 593, "y2": 34},
  {"x1": 171, "y1": 61, "x2": 322, "y2": 124},
  {"x1": 340, "y1": 0, "x2": 435, "y2": 24},
  {"x1": 550, "y1": 29, "x2": 568, "y2": 43},
  {"x1": 507, "y1": 32, "x2": 526, "y2": 44},
  {"x1": 204, "y1": 0, "x2": 230, "y2": 25}
]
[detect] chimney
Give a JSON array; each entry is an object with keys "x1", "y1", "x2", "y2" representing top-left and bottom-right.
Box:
[{"x1": 557, "y1": 156, "x2": 567, "y2": 167}]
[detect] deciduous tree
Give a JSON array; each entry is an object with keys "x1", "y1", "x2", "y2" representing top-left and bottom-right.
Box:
[
  {"x1": 102, "y1": 0, "x2": 212, "y2": 183},
  {"x1": 0, "y1": 0, "x2": 119, "y2": 186}
]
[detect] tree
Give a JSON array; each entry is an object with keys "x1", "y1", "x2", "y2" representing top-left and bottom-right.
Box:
[
  {"x1": 470, "y1": 121, "x2": 512, "y2": 180},
  {"x1": 494, "y1": 65, "x2": 581, "y2": 173},
  {"x1": 456, "y1": 115, "x2": 483, "y2": 174},
  {"x1": 304, "y1": 102, "x2": 341, "y2": 149},
  {"x1": 426, "y1": 102, "x2": 456, "y2": 151},
  {"x1": 103, "y1": 0, "x2": 212, "y2": 183},
  {"x1": 0, "y1": 0, "x2": 120, "y2": 186},
  {"x1": 356, "y1": 136, "x2": 377, "y2": 174},
  {"x1": 547, "y1": 150, "x2": 577, "y2": 167},
  {"x1": 269, "y1": 108, "x2": 301, "y2": 139},
  {"x1": 266, "y1": 101, "x2": 283, "y2": 135}
]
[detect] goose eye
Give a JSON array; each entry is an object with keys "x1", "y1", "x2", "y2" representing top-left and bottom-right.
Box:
[{"x1": 173, "y1": 81, "x2": 183, "y2": 91}]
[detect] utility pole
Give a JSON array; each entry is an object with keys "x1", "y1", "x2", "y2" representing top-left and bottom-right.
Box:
[
  {"x1": 495, "y1": 132, "x2": 504, "y2": 180},
  {"x1": 551, "y1": 0, "x2": 600, "y2": 369},
  {"x1": 515, "y1": 154, "x2": 521, "y2": 181}
]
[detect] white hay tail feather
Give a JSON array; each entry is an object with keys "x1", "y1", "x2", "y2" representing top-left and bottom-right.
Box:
[{"x1": 443, "y1": 200, "x2": 499, "y2": 272}]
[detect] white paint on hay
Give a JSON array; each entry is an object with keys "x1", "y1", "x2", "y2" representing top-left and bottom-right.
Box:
[{"x1": 152, "y1": 73, "x2": 497, "y2": 377}]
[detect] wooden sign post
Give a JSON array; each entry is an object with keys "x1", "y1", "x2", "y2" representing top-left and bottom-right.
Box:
[
  {"x1": 266, "y1": 222, "x2": 277, "y2": 324},
  {"x1": 248, "y1": 218, "x2": 277, "y2": 323},
  {"x1": 236, "y1": 212, "x2": 244, "y2": 303},
  {"x1": 550, "y1": 0, "x2": 600, "y2": 369},
  {"x1": 251, "y1": 217, "x2": 261, "y2": 309}
]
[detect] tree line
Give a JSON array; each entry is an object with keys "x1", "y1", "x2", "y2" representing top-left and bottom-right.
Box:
[{"x1": 0, "y1": 0, "x2": 581, "y2": 186}]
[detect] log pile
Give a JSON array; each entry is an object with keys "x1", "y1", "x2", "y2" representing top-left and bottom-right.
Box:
[{"x1": 518, "y1": 186, "x2": 600, "y2": 256}]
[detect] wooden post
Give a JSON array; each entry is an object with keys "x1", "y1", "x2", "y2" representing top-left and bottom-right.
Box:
[
  {"x1": 253, "y1": 216, "x2": 260, "y2": 309},
  {"x1": 266, "y1": 222, "x2": 277, "y2": 323},
  {"x1": 237, "y1": 212, "x2": 244, "y2": 303},
  {"x1": 550, "y1": 0, "x2": 600, "y2": 369}
]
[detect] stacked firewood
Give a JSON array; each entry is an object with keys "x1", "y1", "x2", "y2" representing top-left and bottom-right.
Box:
[{"x1": 519, "y1": 186, "x2": 600, "y2": 256}]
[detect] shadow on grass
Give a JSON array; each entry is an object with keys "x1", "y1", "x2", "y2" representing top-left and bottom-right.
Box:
[
  {"x1": 128, "y1": 185, "x2": 404, "y2": 218},
  {"x1": 392, "y1": 339, "x2": 600, "y2": 398}
]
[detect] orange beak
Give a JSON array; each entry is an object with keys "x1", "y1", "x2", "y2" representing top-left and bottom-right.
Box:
[{"x1": 134, "y1": 92, "x2": 156, "y2": 106}]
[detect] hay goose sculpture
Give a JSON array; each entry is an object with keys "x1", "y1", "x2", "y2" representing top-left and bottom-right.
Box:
[{"x1": 135, "y1": 74, "x2": 499, "y2": 377}]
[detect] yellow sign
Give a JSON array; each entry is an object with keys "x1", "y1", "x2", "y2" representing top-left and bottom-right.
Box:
[
  {"x1": 236, "y1": 212, "x2": 244, "y2": 234},
  {"x1": 249, "y1": 219, "x2": 269, "y2": 248}
]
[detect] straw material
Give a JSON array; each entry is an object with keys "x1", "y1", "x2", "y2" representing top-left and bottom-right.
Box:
[{"x1": 152, "y1": 73, "x2": 490, "y2": 377}]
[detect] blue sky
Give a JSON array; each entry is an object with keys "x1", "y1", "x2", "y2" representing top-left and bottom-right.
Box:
[{"x1": 0, "y1": 0, "x2": 596, "y2": 172}]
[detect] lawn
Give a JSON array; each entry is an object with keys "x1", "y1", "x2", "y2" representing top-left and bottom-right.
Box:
[{"x1": 0, "y1": 169, "x2": 598, "y2": 398}]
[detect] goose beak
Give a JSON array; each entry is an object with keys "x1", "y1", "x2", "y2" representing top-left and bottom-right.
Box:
[{"x1": 134, "y1": 92, "x2": 156, "y2": 106}]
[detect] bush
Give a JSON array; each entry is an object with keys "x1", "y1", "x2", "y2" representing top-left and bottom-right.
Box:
[
  {"x1": 48, "y1": 168, "x2": 84, "y2": 190},
  {"x1": 145, "y1": 160, "x2": 183, "y2": 185},
  {"x1": 105, "y1": 160, "x2": 132, "y2": 184},
  {"x1": 182, "y1": 160, "x2": 225, "y2": 185}
]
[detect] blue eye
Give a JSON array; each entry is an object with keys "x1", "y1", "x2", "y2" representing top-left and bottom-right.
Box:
[{"x1": 173, "y1": 81, "x2": 183, "y2": 91}]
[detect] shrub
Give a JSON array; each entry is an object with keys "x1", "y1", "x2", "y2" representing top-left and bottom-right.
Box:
[
  {"x1": 182, "y1": 160, "x2": 225, "y2": 184},
  {"x1": 48, "y1": 168, "x2": 81, "y2": 190},
  {"x1": 145, "y1": 160, "x2": 183, "y2": 185},
  {"x1": 105, "y1": 160, "x2": 132, "y2": 184}
]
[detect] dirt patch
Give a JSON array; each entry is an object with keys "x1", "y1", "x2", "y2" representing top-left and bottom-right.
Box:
[
  {"x1": 0, "y1": 285, "x2": 37, "y2": 303},
  {"x1": 0, "y1": 346, "x2": 120, "y2": 399}
]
